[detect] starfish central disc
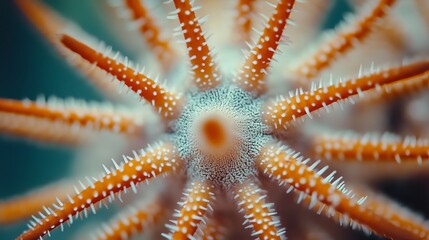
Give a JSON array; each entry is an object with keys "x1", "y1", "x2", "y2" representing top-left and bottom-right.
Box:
[
  {"x1": 201, "y1": 116, "x2": 229, "y2": 148},
  {"x1": 174, "y1": 86, "x2": 271, "y2": 186}
]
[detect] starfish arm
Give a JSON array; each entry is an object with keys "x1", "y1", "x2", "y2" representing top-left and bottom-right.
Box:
[
  {"x1": 233, "y1": 180, "x2": 285, "y2": 240},
  {"x1": 118, "y1": 0, "x2": 177, "y2": 69},
  {"x1": 0, "y1": 97, "x2": 142, "y2": 137},
  {"x1": 164, "y1": 180, "x2": 214, "y2": 240},
  {"x1": 60, "y1": 34, "x2": 183, "y2": 120},
  {"x1": 349, "y1": 1, "x2": 406, "y2": 51},
  {"x1": 293, "y1": 0, "x2": 396, "y2": 81},
  {"x1": 312, "y1": 131, "x2": 429, "y2": 164},
  {"x1": 358, "y1": 60, "x2": 429, "y2": 104},
  {"x1": 17, "y1": 142, "x2": 181, "y2": 240},
  {"x1": 95, "y1": 199, "x2": 165, "y2": 240},
  {"x1": 0, "y1": 180, "x2": 73, "y2": 224},
  {"x1": 16, "y1": 0, "x2": 127, "y2": 100},
  {"x1": 257, "y1": 143, "x2": 429, "y2": 239},
  {"x1": 234, "y1": 0, "x2": 257, "y2": 43},
  {"x1": 355, "y1": 188, "x2": 429, "y2": 239},
  {"x1": 0, "y1": 111, "x2": 88, "y2": 145},
  {"x1": 263, "y1": 60, "x2": 429, "y2": 130},
  {"x1": 234, "y1": 0, "x2": 296, "y2": 95},
  {"x1": 299, "y1": 184, "x2": 429, "y2": 238},
  {"x1": 281, "y1": 0, "x2": 333, "y2": 53},
  {"x1": 170, "y1": 0, "x2": 221, "y2": 90}
]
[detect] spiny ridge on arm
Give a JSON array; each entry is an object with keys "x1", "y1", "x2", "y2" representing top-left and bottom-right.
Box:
[
  {"x1": 122, "y1": 0, "x2": 177, "y2": 69},
  {"x1": 234, "y1": 0, "x2": 296, "y2": 96},
  {"x1": 293, "y1": 0, "x2": 397, "y2": 81},
  {"x1": 60, "y1": 34, "x2": 183, "y2": 119},
  {"x1": 263, "y1": 60, "x2": 429, "y2": 130},
  {"x1": 234, "y1": 181, "x2": 285, "y2": 240},
  {"x1": 18, "y1": 142, "x2": 181, "y2": 240},
  {"x1": 312, "y1": 131, "x2": 429, "y2": 164},
  {"x1": 165, "y1": 181, "x2": 214, "y2": 240},
  {"x1": 95, "y1": 199, "x2": 165, "y2": 240},
  {"x1": 0, "y1": 180, "x2": 73, "y2": 224},
  {"x1": 171, "y1": 0, "x2": 221, "y2": 90},
  {"x1": 257, "y1": 143, "x2": 429, "y2": 240},
  {"x1": 235, "y1": 0, "x2": 257, "y2": 43},
  {"x1": 0, "y1": 97, "x2": 142, "y2": 135},
  {"x1": 16, "y1": 0, "x2": 126, "y2": 100}
]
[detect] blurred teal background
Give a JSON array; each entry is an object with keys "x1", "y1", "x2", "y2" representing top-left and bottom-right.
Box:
[
  {"x1": 0, "y1": 1, "x2": 116, "y2": 238},
  {"x1": 1, "y1": 0, "x2": 419, "y2": 239}
]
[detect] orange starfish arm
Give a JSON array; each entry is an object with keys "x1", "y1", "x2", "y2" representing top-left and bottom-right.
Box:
[
  {"x1": 355, "y1": 188, "x2": 429, "y2": 239},
  {"x1": 312, "y1": 132, "x2": 429, "y2": 164},
  {"x1": 257, "y1": 143, "x2": 429, "y2": 239},
  {"x1": 0, "y1": 180, "x2": 72, "y2": 224},
  {"x1": 60, "y1": 34, "x2": 183, "y2": 119},
  {"x1": 0, "y1": 97, "x2": 141, "y2": 135},
  {"x1": 17, "y1": 142, "x2": 181, "y2": 240},
  {"x1": 122, "y1": 0, "x2": 177, "y2": 69},
  {"x1": 359, "y1": 60, "x2": 429, "y2": 104},
  {"x1": 165, "y1": 181, "x2": 214, "y2": 240},
  {"x1": 235, "y1": 0, "x2": 257, "y2": 43},
  {"x1": 300, "y1": 185, "x2": 429, "y2": 238},
  {"x1": 16, "y1": 0, "x2": 126, "y2": 100},
  {"x1": 235, "y1": 0, "x2": 296, "y2": 95},
  {"x1": 0, "y1": 112, "x2": 87, "y2": 145},
  {"x1": 293, "y1": 0, "x2": 396, "y2": 80},
  {"x1": 263, "y1": 60, "x2": 429, "y2": 129},
  {"x1": 96, "y1": 199, "x2": 165, "y2": 240},
  {"x1": 171, "y1": 0, "x2": 221, "y2": 90},
  {"x1": 234, "y1": 181, "x2": 285, "y2": 240}
]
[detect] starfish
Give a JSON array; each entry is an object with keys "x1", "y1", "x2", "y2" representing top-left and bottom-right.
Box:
[{"x1": 1, "y1": 0, "x2": 429, "y2": 239}]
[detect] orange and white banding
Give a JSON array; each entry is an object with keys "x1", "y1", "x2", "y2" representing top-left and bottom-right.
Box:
[
  {"x1": 16, "y1": 0, "x2": 126, "y2": 100},
  {"x1": 96, "y1": 200, "x2": 165, "y2": 240},
  {"x1": 123, "y1": 0, "x2": 177, "y2": 69},
  {"x1": 235, "y1": 0, "x2": 296, "y2": 95},
  {"x1": 263, "y1": 60, "x2": 429, "y2": 129},
  {"x1": 0, "y1": 98, "x2": 142, "y2": 135},
  {"x1": 171, "y1": 0, "x2": 221, "y2": 90},
  {"x1": 257, "y1": 143, "x2": 429, "y2": 239},
  {"x1": 313, "y1": 132, "x2": 429, "y2": 164},
  {"x1": 235, "y1": 0, "x2": 256, "y2": 43},
  {"x1": 234, "y1": 181, "x2": 285, "y2": 240},
  {"x1": 166, "y1": 181, "x2": 214, "y2": 240},
  {"x1": 17, "y1": 142, "x2": 181, "y2": 240},
  {"x1": 293, "y1": 0, "x2": 396, "y2": 81},
  {"x1": 0, "y1": 180, "x2": 72, "y2": 224},
  {"x1": 60, "y1": 34, "x2": 183, "y2": 119}
]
